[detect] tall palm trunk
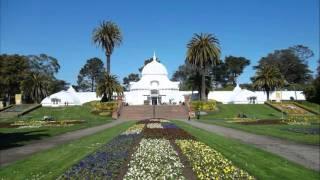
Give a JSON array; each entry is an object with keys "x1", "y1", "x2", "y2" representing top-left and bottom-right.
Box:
[
  {"x1": 91, "y1": 77, "x2": 94, "y2": 92},
  {"x1": 201, "y1": 70, "x2": 206, "y2": 101},
  {"x1": 265, "y1": 86, "x2": 270, "y2": 101},
  {"x1": 106, "y1": 54, "x2": 111, "y2": 74}
]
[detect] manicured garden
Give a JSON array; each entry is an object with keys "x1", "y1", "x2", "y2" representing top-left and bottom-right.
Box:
[
  {"x1": 1, "y1": 120, "x2": 318, "y2": 179},
  {"x1": 198, "y1": 103, "x2": 320, "y2": 145},
  {"x1": 0, "y1": 103, "x2": 112, "y2": 149}
]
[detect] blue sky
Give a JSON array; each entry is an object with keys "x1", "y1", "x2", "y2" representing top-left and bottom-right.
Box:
[{"x1": 1, "y1": 0, "x2": 319, "y2": 85}]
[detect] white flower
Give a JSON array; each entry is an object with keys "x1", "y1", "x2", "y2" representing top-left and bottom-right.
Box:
[
  {"x1": 124, "y1": 138, "x2": 185, "y2": 180},
  {"x1": 146, "y1": 123, "x2": 163, "y2": 129}
]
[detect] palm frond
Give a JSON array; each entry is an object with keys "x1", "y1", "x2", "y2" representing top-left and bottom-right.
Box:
[{"x1": 92, "y1": 21, "x2": 123, "y2": 55}]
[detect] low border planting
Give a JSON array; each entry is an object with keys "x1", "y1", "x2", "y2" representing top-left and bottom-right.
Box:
[{"x1": 293, "y1": 102, "x2": 320, "y2": 115}]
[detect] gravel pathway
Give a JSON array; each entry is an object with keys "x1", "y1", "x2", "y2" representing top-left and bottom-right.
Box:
[
  {"x1": 0, "y1": 120, "x2": 128, "y2": 167},
  {"x1": 180, "y1": 120, "x2": 320, "y2": 171}
]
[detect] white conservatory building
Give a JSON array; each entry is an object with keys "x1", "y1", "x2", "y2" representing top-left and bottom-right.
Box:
[
  {"x1": 41, "y1": 53, "x2": 306, "y2": 107},
  {"x1": 123, "y1": 53, "x2": 192, "y2": 105},
  {"x1": 41, "y1": 86, "x2": 100, "y2": 107}
]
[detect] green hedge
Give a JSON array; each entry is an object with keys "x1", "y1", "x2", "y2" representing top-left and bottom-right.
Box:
[
  {"x1": 293, "y1": 102, "x2": 320, "y2": 115},
  {"x1": 17, "y1": 104, "x2": 42, "y2": 116},
  {"x1": 0, "y1": 105, "x2": 13, "y2": 112},
  {"x1": 264, "y1": 101, "x2": 287, "y2": 114}
]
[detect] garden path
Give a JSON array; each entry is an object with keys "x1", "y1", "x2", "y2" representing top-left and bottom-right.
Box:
[
  {"x1": 0, "y1": 119, "x2": 128, "y2": 167},
  {"x1": 180, "y1": 119, "x2": 320, "y2": 171}
]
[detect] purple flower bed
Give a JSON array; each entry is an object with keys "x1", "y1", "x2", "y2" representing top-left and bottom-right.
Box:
[
  {"x1": 60, "y1": 134, "x2": 140, "y2": 179},
  {"x1": 161, "y1": 122, "x2": 179, "y2": 129}
]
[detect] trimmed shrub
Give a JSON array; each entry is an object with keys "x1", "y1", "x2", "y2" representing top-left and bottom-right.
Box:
[
  {"x1": 190, "y1": 100, "x2": 217, "y2": 111},
  {"x1": 90, "y1": 101, "x2": 118, "y2": 116},
  {"x1": 94, "y1": 101, "x2": 117, "y2": 111},
  {"x1": 293, "y1": 102, "x2": 320, "y2": 115}
]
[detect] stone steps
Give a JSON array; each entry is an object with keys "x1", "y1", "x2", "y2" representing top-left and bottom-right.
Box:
[{"x1": 119, "y1": 105, "x2": 188, "y2": 120}]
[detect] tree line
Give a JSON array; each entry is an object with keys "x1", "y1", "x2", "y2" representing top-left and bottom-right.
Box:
[
  {"x1": 171, "y1": 40, "x2": 318, "y2": 102},
  {"x1": 0, "y1": 54, "x2": 68, "y2": 104}
]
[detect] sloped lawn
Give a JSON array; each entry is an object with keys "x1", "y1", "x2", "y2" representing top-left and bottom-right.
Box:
[
  {"x1": 199, "y1": 104, "x2": 319, "y2": 145},
  {"x1": 201, "y1": 104, "x2": 284, "y2": 120}
]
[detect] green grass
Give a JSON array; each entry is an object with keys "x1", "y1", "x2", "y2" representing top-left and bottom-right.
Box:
[
  {"x1": 0, "y1": 121, "x2": 135, "y2": 179},
  {"x1": 201, "y1": 104, "x2": 284, "y2": 120},
  {"x1": 199, "y1": 119, "x2": 320, "y2": 145},
  {"x1": 24, "y1": 104, "x2": 109, "y2": 121},
  {"x1": 173, "y1": 120, "x2": 320, "y2": 180},
  {"x1": 0, "y1": 104, "x2": 113, "y2": 149},
  {"x1": 198, "y1": 104, "x2": 319, "y2": 145}
]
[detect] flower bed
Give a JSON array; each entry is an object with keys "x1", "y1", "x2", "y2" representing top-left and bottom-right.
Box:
[
  {"x1": 176, "y1": 140, "x2": 254, "y2": 180},
  {"x1": 11, "y1": 120, "x2": 85, "y2": 129},
  {"x1": 267, "y1": 102, "x2": 311, "y2": 115},
  {"x1": 124, "y1": 138, "x2": 185, "y2": 180},
  {"x1": 121, "y1": 124, "x2": 145, "y2": 135},
  {"x1": 231, "y1": 119, "x2": 286, "y2": 125},
  {"x1": 162, "y1": 122, "x2": 179, "y2": 129},
  {"x1": 59, "y1": 119, "x2": 254, "y2": 179},
  {"x1": 143, "y1": 128, "x2": 195, "y2": 140},
  {"x1": 293, "y1": 102, "x2": 320, "y2": 115},
  {"x1": 146, "y1": 123, "x2": 163, "y2": 129},
  {"x1": 60, "y1": 132, "x2": 141, "y2": 179},
  {"x1": 137, "y1": 119, "x2": 161, "y2": 124},
  {"x1": 282, "y1": 115, "x2": 320, "y2": 125}
]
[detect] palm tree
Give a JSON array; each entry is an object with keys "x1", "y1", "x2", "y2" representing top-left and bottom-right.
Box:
[
  {"x1": 186, "y1": 33, "x2": 221, "y2": 101},
  {"x1": 21, "y1": 73, "x2": 50, "y2": 103},
  {"x1": 252, "y1": 65, "x2": 284, "y2": 101},
  {"x1": 96, "y1": 72, "x2": 123, "y2": 102},
  {"x1": 92, "y1": 21, "x2": 123, "y2": 74}
]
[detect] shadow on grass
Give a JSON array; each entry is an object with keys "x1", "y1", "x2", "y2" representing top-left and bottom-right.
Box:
[{"x1": 0, "y1": 130, "x2": 50, "y2": 150}]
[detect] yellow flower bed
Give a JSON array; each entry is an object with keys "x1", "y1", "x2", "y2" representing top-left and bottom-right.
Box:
[
  {"x1": 121, "y1": 124, "x2": 145, "y2": 135},
  {"x1": 176, "y1": 140, "x2": 254, "y2": 180}
]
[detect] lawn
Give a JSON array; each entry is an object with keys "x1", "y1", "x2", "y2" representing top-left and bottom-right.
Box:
[
  {"x1": 0, "y1": 104, "x2": 112, "y2": 149},
  {"x1": 198, "y1": 104, "x2": 319, "y2": 145},
  {"x1": 198, "y1": 119, "x2": 320, "y2": 145},
  {"x1": 173, "y1": 120, "x2": 319, "y2": 180},
  {"x1": 201, "y1": 104, "x2": 284, "y2": 120},
  {"x1": 0, "y1": 121, "x2": 135, "y2": 179}
]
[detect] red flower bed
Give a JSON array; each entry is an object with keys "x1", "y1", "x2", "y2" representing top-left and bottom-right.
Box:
[{"x1": 143, "y1": 128, "x2": 195, "y2": 140}]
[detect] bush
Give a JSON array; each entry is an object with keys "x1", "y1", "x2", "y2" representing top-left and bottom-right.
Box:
[
  {"x1": 94, "y1": 101, "x2": 117, "y2": 111},
  {"x1": 190, "y1": 100, "x2": 217, "y2": 111},
  {"x1": 90, "y1": 101, "x2": 118, "y2": 116}
]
